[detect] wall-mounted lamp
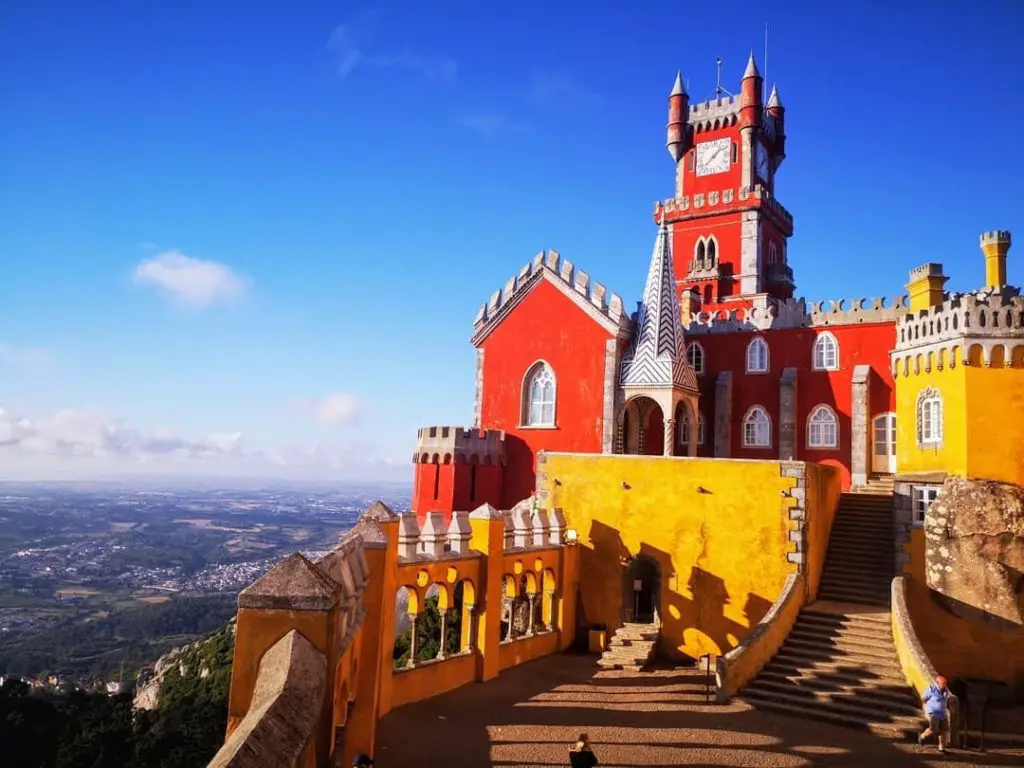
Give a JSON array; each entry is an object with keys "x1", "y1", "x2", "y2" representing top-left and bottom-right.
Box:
[{"x1": 621, "y1": 481, "x2": 631, "y2": 490}]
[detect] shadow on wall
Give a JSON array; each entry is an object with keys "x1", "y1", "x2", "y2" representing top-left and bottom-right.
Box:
[{"x1": 584, "y1": 521, "x2": 771, "y2": 661}]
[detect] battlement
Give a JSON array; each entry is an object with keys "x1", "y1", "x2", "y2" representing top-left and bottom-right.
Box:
[
  {"x1": 688, "y1": 95, "x2": 740, "y2": 131},
  {"x1": 981, "y1": 230, "x2": 1011, "y2": 246},
  {"x1": 894, "y1": 288, "x2": 1024, "y2": 352},
  {"x1": 656, "y1": 185, "x2": 793, "y2": 232},
  {"x1": 413, "y1": 426, "x2": 506, "y2": 465},
  {"x1": 909, "y1": 263, "x2": 944, "y2": 280},
  {"x1": 472, "y1": 250, "x2": 630, "y2": 343},
  {"x1": 684, "y1": 294, "x2": 907, "y2": 334}
]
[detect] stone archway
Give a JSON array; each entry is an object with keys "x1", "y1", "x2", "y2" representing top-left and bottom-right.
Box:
[
  {"x1": 620, "y1": 396, "x2": 664, "y2": 455},
  {"x1": 623, "y1": 554, "x2": 661, "y2": 625}
]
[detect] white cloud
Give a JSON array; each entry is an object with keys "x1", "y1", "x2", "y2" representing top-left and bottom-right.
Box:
[
  {"x1": 530, "y1": 71, "x2": 602, "y2": 110},
  {"x1": 289, "y1": 393, "x2": 362, "y2": 427},
  {"x1": 0, "y1": 343, "x2": 53, "y2": 368},
  {"x1": 0, "y1": 405, "x2": 403, "y2": 482},
  {"x1": 132, "y1": 250, "x2": 247, "y2": 308},
  {"x1": 328, "y1": 12, "x2": 457, "y2": 83},
  {"x1": 457, "y1": 114, "x2": 532, "y2": 136}
]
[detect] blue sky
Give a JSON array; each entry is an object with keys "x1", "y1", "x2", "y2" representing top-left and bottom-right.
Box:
[{"x1": 1, "y1": 1, "x2": 1021, "y2": 482}]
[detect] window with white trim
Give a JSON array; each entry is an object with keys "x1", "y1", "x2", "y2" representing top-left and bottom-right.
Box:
[
  {"x1": 916, "y1": 388, "x2": 943, "y2": 446},
  {"x1": 746, "y1": 337, "x2": 769, "y2": 373},
  {"x1": 807, "y1": 405, "x2": 839, "y2": 449},
  {"x1": 912, "y1": 486, "x2": 939, "y2": 526},
  {"x1": 743, "y1": 406, "x2": 771, "y2": 447},
  {"x1": 812, "y1": 332, "x2": 839, "y2": 371},
  {"x1": 523, "y1": 362, "x2": 556, "y2": 426},
  {"x1": 686, "y1": 341, "x2": 704, "y2": 374},
  {"x1": 679, "y1": 410, "x2": 706, "y2": 446}
]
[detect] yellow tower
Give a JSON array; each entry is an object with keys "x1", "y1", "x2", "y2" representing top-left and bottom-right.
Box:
[
  {"x1": 980, "y1": 230, "x2": 1011, "y2": 289},
  {"x1": 905, "y1": 262, "x2": 948, "y2": 313}
]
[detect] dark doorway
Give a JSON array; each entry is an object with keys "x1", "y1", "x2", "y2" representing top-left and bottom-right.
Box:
[{"x1": 624, "y1": 554, "x2": 661, "y2": 624}]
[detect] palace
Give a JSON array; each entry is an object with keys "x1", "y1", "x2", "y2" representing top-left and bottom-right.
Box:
[{"x1": 210, "y1": 55, "x2": 1024, "y2": 767}]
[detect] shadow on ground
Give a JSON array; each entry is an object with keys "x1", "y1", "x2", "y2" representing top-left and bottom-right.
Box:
[{"x1": 375, "y1": 653, "x2": 1024, "y2": 767}]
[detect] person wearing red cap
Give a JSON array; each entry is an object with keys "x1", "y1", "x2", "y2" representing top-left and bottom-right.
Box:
[{"x1": 919, "y1": 675, "x2": 951, "y2": 753}]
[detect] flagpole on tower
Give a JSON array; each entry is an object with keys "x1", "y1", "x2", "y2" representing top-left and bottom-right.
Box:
[{"x1": 763, "y1": 23, "x2": 769, "y2": 102}]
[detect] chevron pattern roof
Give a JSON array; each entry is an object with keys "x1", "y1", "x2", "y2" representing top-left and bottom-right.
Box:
[{"x1": 619, "y1": 219, "x2": 699, "y2": 392}]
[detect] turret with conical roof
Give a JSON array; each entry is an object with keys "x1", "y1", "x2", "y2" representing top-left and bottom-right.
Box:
[
  {"x1": 766, "y1": 83, "x2": 786, "y2": 167},
  {"x1": 666, "y1": 70, "x2": 690, "y2": 163},
  {"x1": 740, "y1": 52, "x2": 763, "y2": 131}
]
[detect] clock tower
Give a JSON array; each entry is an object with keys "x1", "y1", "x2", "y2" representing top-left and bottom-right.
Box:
[{"x1": 659, "y1": 54, "x2": 793, "y2": 314}]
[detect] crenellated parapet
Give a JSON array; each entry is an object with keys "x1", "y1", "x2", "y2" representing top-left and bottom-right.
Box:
[
  {"x1": 398, "y1": 511, "x2": 476, "y2": 560},
  {"x1": 656, "y1": 185, "x2": 793, "y2": 233},
  {"x1": 687, "y1": 95, "x2": 740, "y2": 131},
  {"x1": 413, "y1": 425, "x2": 506, "y2": 465},
  {"x1": 471, "y1": 249, "x2": 631, "y2": 344},
  {"x1": 684, "y1": 294, "x2": 908, "y2": 334},
  {"x1": 892, "y1": 288, "x2": 1024, "y2": 374}
]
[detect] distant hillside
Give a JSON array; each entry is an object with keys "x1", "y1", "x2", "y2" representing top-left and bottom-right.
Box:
[
  {"x1": 1, "y1": 619, "x2": 235, "y2": 768},
  {"x1": 0, "y1": 593, "x2": 237, "y2": 683}
]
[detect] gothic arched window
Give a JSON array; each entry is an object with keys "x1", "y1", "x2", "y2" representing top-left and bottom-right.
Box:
[
  {"x1": 768, "y1": 242, "x2": 778, "y2": 265},
  {"x1": 678, "y1": 409, "x2": 705, "y2": 447},
  {"x1": 743, "y1": 406, "x2": 772, "y2": 447},
  {"x1": 694, "y1": 240, "x2": 705, "y2": 266},
  {"x1": 522, "y1": 362, "x2": 556, "y2": 427},
  {"x1": 706, "y1": 238, "x2": 717, "y2": 265},
  {"x1": 812, "y1": 332, "x2": 839, "y2": 371},
  {"x1": 807, "y1": 405, "x2": 839, "y2": 449},
  {"x1": 916, "y1": 388, "x2": 943, "y2": 447},
  {"x1": 686, "y1": 341, "x2": 705, "y2": 374},
  {"x1": 746, "y1": 337, "x2": 770, "y2": 373}
]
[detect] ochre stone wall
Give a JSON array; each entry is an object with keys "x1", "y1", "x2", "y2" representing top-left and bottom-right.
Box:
[
  {"x1": 537, "y1": 453, "x2": 832, "y2": 660},
  {"x1": 964, "y1": 365, "x2": 1024, "y2": 485},
  {"x1": 804, "y1": 462, "x2": 842, "y2": 600},
  {"x1": 895, "y1": 363, "x2": 967, "y2": 477}
]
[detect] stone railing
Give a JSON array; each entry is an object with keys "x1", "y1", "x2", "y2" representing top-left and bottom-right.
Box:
[
  {"x1": 890, "y1": 576, "x2": 938, "y2": 697},
  {"x1": 656, "y1": 184, "x2": 793, "y2": 230},
  {"x1": 208, "y1": 630, "x2": 326, "y2": 768},
  {"x1": 715, "y1": 572, "x2": 806, "y2": 702},
  {"x1": 684, "y1": 294, "x2": 908, "y2": 334}
]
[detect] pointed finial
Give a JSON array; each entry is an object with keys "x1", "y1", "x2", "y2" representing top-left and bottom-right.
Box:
[
  {"x1": 670, "y1": 69, "x2": 686, "y2": 97},
  {"x1": 743, "y1": 51, "x2": 760, "y2": 79},
  {"x1": 767, "y1": 83, "x2": 783, "y2": 108}
]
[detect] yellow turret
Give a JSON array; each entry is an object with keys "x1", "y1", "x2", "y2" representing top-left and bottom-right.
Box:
[
  {"x1": 905, "y1": 263, "x2": 948, "y2": 312},
  {"x1": 980, "y1": 230, "x2": 1011, "y2": 290}
]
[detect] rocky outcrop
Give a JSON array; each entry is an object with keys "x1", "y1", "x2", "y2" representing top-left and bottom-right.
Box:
[
  {"x1": 134, "y1": 618, "x2": 236, "y2": 710},
  {"x1": 925, "y1": 478, "x2": 1024, "y2": 628}
]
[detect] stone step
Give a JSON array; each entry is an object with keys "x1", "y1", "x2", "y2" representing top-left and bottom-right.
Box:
[
  {"x1": 760, "y1": 661, "x2": 907, "y2": 689},
  {"x1": 816, "y1": 589, "x2": 889, "y2": 608},
  {"x1": 782, "y1": 635, "x2": 896, "y2": 663},
  {"x1": 795, "y1": 617, "x2": 893, "y2": 642},
  {"x1": 769, "y1": 651, "x2": 905, "y2": 681},
  {"x1": 744, "y1": 680, "x2": 921, "y2": 719},
  {"x1": 802, "y1": 605, "x2": 891, "y2": 622},
  {"x1": 818, "y1": 580, "x2": 892, "y2": 597},
  {"x1": 821, "y1": 565, "x2": 894, "y2": 580},
  {"x1": 740, "y1": 691, "x2": 921, "y2": 739},
  {"x1": 747, "y1": 677, "x2": 921, "y2": 715},
  {"x1": 824, "y1": 548, "x2": 893, "y2": 563},
  {"x1": 788, "y1": 628, "x2": 894, "y2": 657}
]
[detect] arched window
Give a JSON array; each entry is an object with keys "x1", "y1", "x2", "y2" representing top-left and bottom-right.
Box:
[
  {"x1": 522, "y1": 362, "x2": 556, "y2": 426},
  {"x1": 686, "y1": 341, "x2": 704, "y2": 374},
  {"x1": 743, "y1": 406, "x2": 771, "y2": 447},
  {"x1": 694, "y1": 240, "x2": 705, "y2": 266},
  {"x1": 812, "y1": 332, "x2": 839, "y2": 371},
  {"x1": 916, "y1": 388, "x2": 943, "y2": 447},
  {"x1": 807, "y1": 405, "x2": 839, "y2": 449},
  {"x1": 678, "y1": 409, "x2": 705, "y2": 447},
  {"x1": 746, "y1": 337, "x2": 769, "y2": 373},
  {"x1": 768, "y1": 242, "x2": 778, "y2": 265},
  {"x1": 706, "y1": 238, "x2": 717, "y2": 265}
]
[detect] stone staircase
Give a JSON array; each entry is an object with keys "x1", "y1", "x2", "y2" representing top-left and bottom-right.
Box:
[
  {"x1": 597, "y1": 622, "x2": 659, "y2": 671},
  {"x1": 853, "y1": 473, "x2": 895, "y2": 495},
  {"x1": 740, "y1": 490, "x2": 922, "y2": 738}
]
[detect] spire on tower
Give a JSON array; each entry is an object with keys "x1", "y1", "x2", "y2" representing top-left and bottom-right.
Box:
[
  {"x1": 618, "y1": 216, "x2": 697, "y2": 391},
  {"x1": 767, "y1": 83, "x2": 783, "y2": 109},
  {"x1": 670, "y1": 69, "x2": 686, "y2": 97},
  {"x1": 743, "y1": 51, "x2": 761, "y2": 80}
]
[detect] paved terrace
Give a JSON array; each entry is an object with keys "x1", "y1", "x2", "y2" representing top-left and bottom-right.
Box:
[{"x1": 376, "y1": 654, "x2": 1024, "y2": 767}]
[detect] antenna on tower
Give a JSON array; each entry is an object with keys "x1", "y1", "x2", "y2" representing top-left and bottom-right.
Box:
[
  {"x1": 763, "y1": 23, "x2": 769, "y2": 102},
  {"x1": 712, "y1": 57, "x2": 732, "y2": 99}
]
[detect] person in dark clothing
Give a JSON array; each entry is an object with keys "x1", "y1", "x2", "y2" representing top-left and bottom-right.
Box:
[
  {"x1": 569, "y1": 732, "x2": 598, "y2": 767},
  {"x1": 352, "y1": 754, "x2": 375, "y2": 767}
]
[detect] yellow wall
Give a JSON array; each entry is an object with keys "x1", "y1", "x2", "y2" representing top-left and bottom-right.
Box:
[
  {"x1": 895, "y1": 366, "x2": 967, "y2": 476},
  {"x1": 539, "y1": 454, "x2": 816, "y2": 661},
  {"x1": 964, "y1": 365, "x2": 1024, "y2": 484},
  {"x1": 902, "y1": 527, "x2": 926, "y2": 581},
  {"x1": 498, "y1": 632, "x2": 560, "y2": 670},
  {"x1": 804, "y1": 464, "x2": 842, "y2": 601},
  {"x1": 390, "y1": 653, "x2": 476, "y2": 709}
]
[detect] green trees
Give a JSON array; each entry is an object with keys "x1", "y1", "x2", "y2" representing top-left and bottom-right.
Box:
[{"x1": 392, "y1": 594, "x2": 463, "y2": 669}]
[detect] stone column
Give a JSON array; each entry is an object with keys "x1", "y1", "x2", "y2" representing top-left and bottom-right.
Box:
[
  {"x1": 436, "y1": 611, "x2": 447, "y2": 660},
  {"x1": 714, "y1": 372, "x2": 733, "y2": 457},
  {"x1": 601, "y1": 339, "x2": 618, "y2": 453},
  {"x1": 850, "y1": 365, "x2": 871, "y2": 488},
  {"x1": 663, "y1": 418, "x2": 676, "y2": 456},
  {"x1": 406, "y1": 614, "x2": 418, "y2": 668},
  {"x1": 462, "y1": 605, "x2": 475, "y2": 652},
  {"x1": 526, "y1": 595, "x2": 537, "y2": 636},
  {"x1": 779, "y1": 367, "x2": 798, "y2": 460},
  {"x1": 688, "y1": 399, "x2": 699, "y2": 457}
]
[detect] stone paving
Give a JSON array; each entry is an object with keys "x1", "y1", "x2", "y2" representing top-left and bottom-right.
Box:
[{"x1": 375, "y1": 654, "x2": 1024, "y2": 767}]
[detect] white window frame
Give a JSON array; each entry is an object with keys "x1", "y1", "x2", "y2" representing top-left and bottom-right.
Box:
[
  {"x1": 916, "y1": 388, "x2": 943, "y2": 447},
  {"x1": 746, "y1": 337, "x2": 770, "y2": 373},
  {"x1": 812, "y1": 332, "x2": 839, "y2": 371},
  {"x1": 912, "y1": 486, "x2": 940, "y2": 526},
  {"x1": 806, "y1": 405, "x2": 839, "y2": 449},
  {"x1": 679, "y1": 410, "x2": 706, "y2": 447},
  {"x1": 686, "y1": 341, "x2": 705, "y2": 374},
  {"x1": 521, "y1": 361, "x2": 556, "y2": 427},
  {"x1": 742, "y1": 406, "x2": 772, "y2": 448}
]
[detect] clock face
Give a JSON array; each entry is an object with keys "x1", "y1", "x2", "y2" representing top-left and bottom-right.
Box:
[
  {"x1": 755, "y1": 142, "x2": 770, "y2": 181},
  {"x1": 695, "y1": 138, "x2": 731, "y2": 177}
]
